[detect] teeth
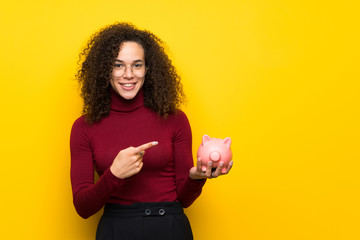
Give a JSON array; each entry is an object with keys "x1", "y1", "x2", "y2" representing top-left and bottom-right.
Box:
[{"x1": 122, "y1": 83, "x2": 134, "y2": 87}]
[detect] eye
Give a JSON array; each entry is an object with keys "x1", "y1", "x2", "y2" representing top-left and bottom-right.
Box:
[
  {"x1": 114, "y1": 63, "x2": 124, "y2": 68},
  {"x1": 133, "y1": 63, "x2": 144, "y2": 69}
]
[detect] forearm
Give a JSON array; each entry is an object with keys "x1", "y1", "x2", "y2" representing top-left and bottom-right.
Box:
[
  {"x1": 175, "y1": 174, "x2": 206, "y2": 208},
  {"x1": 72, "y1": 168, "x2": 123, "y2": 219}
]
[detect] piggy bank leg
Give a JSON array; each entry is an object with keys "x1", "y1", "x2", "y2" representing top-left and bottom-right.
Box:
[
  {"x1": 202, "y1": 165, "x2": 207, "y2": 172},
  {"x1": 221, "y1": 166, "x2": 228, "y2": 174}
]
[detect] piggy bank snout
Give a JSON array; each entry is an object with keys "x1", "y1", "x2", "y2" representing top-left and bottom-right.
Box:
[{"x1": 210, "y1": 151, "x2": 221, "y2": 161}]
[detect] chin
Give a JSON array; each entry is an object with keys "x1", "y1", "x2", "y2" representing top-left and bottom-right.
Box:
[
  {"x1": 118, "y1": 89, "x2": 139, "y2": 100},
  {"x1": 121, "y1": 94, "x2": 136, "y2": 100}
]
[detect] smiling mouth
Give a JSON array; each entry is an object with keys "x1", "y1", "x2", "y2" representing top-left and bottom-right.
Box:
[
  {"x1": 119, "y1": 82, "x2": 136, "y2": 90},
  {"x1": 121, "y1": 83, "x2": 135, "y2": 87}
]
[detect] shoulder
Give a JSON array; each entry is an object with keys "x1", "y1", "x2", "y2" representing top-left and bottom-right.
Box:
[
  {"x1": 72, "y1": 115, "x2": 89, "y2": 129},
  {"x1": 165, "y1": 110, "x2": 192, "y2": 133},
  {"x1": 167, "y1": 110, "x2": 189, "y2": 124},
  {"x1": 70, "y1": 116, "x2": 94, "y2": 149},
  {"x1": 71, "y1": 115, "x2": 92, "y2": 136}
]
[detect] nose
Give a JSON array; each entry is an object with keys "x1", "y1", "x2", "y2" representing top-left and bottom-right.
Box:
[{"x1": 123, "y1": 66, "x2": 134, "y2": 79}]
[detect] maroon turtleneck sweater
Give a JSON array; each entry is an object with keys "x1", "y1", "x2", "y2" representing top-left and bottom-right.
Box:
[{"x1": 70, "y1": 89, "x2": 206, "y2": 219}]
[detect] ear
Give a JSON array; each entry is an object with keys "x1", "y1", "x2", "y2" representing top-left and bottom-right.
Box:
[
  {"x1": 223, "y1": 137, "x2": 231, "y2": 149},
  {"x1": 202, "y1": 135, "x2": 211, "y2": 145}
]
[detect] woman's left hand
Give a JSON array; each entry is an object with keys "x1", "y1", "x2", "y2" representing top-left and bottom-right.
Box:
[{"x1": 189, "y1": 158, "x2": 233, "y2": 180}]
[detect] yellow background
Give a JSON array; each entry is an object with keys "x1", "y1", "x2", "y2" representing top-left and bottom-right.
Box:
[{"x1": 1, "y1": 0, "x2": 359, "y2": 239}]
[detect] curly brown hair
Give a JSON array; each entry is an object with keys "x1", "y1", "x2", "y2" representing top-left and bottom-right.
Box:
[{"x1": 76, "y1": 22, "x2": 184, "y2": 124}]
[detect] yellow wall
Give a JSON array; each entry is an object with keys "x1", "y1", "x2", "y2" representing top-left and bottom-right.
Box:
[{"x1": 1, "y1": 0, "x2": 359, "y2": 239}]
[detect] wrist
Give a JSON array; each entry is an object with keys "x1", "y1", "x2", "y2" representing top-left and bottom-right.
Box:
[
  {"x1": 110, "y1": 164, "x2": 116, "y2": 176},
  {"x1": 110, "y1": 164, "x2": 123, "y2": 179},
  {"x1": 189, "y1": 168, "x2": 204, "y2": 180}
]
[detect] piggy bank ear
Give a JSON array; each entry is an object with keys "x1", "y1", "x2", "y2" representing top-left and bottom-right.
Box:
[
  {"x1": 202, "y1": 135, "x2": 211, "y2": 145},
  {"x1": 223, "y1": 137, "x2": 231, "y2": 149}
]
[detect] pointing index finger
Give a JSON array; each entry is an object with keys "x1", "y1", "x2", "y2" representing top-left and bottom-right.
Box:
[{"x1": 135, "y1": 141, "x2": 158, "y2": 152}]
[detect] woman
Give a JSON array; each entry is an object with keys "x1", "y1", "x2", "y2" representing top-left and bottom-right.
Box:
[{"x1": 70, "y1": 22, "x2": 233, "y2": 240}]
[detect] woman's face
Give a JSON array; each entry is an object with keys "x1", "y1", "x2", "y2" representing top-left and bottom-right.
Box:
[{"x1": 110, "y1": 41, "x2": 146, "y2": 100}]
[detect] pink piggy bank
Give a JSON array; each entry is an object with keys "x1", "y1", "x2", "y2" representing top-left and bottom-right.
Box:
[{"x1": 197, "y1": 135, "x2": 232, "y2": 173}]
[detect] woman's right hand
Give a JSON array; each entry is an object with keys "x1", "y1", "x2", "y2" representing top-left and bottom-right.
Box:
[{"x1": 110, "y1": 141, "x2": 158, "y2": 179}]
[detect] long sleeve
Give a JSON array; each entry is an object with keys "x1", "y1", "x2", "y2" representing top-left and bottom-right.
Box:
[
  {"x1": 173, "y1": 111, "x2": 206, "y2": 207},
  {"x1": 70, "y1": 93, "x2": 206, "y2": 217},
  {"x1": 70, "y1": 117, "x2": 123, "y2": 219}
]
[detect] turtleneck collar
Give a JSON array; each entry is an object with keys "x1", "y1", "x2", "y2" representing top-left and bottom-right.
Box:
[{"x1": 110, "y1": 87, "x2": 144, "y2": 112}]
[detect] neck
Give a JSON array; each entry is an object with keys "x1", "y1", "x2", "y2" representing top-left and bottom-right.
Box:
[{"x1": 110, "y1": 87, "x2": 144, "y2": 112}]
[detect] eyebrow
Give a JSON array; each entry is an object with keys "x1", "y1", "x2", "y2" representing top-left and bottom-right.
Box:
[{"x1": 114, "y1": 59, "x2": 144, "y2": 63}]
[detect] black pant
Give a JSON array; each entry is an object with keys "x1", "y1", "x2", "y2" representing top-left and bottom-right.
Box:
[{"x1": 96, "y1": 202, "x2": 193, "y2": 240}]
